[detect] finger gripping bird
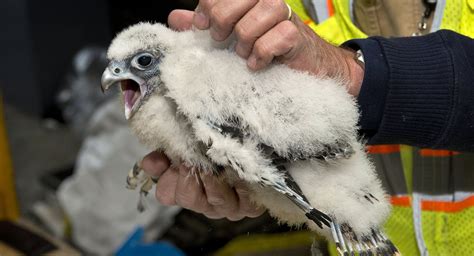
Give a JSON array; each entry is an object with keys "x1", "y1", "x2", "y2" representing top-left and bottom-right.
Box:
[{"x1": 102, "y1": 23, "x2": 398, "y2": 255}]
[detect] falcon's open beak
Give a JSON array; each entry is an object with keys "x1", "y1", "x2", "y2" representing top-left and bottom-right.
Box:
[{"x1": 101, "y1": 62, "x2": 146, "y2": 119}]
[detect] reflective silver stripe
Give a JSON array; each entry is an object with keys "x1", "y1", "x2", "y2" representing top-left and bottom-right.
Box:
[
  {"x1": 454, "y1": 191, "x2": 474, "y2": 201},
  {"x1": 412, "y1": 192, "x2": 430, "y2": 256},
  {"x1": 312, "y1": 0, "x2": 331, "y2": 23},
  {"x1": 349, "y1": 0, "x2": 355, "y2": 23},
  {"x1": 430, "y1": 0, "x2": 446, "y2": 32}
]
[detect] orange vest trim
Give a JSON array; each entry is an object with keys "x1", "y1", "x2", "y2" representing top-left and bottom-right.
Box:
[
  {"x1": 367, "y1": 145, "x2": 401, "y2": 154},
  {"x1": 327, "y1": 0, "x2": 335, "y2": 17},
  {"x1": 391, "y1": 195, "x2": 474, "y2": 213}
]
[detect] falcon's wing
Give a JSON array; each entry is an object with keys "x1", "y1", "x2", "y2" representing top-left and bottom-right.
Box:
[
  {"x1": 197, "y1": 116, "x2": 399, "y2": 255},
  {"x1": 200, "y1": 116, "x2": 339, "y2": 229}
]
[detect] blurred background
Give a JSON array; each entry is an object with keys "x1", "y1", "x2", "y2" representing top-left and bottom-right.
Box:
[{"x1": 0, "y1": 0, "x2": 316, "y2": 255}]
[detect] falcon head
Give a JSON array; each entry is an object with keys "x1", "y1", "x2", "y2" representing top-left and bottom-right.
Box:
[{"x1": 101, "y1": 23, "x2": 176, "y2": 119}]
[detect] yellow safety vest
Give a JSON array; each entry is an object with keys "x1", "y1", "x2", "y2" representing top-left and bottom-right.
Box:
[
  {"x1": 285, "y1": 0, "x2": 474, "y2": 255},
  {"x1": 288, "y1": 0, "x2": 474, "y2": 44}
]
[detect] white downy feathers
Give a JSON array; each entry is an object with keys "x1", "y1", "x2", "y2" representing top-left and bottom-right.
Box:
[{"x1": 104, "y1": 23, "x2": 397, "y2": 255}]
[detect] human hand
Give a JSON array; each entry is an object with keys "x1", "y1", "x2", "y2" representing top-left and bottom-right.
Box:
[
  {"x1": 167, "y1": 0, "x2": 364, "y2": 96},
  {"x1": 141, "y1": 151, "x2": 265, "y2": 221}
]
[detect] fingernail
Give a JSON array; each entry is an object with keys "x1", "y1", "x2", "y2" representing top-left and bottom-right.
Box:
[
  {"x1": 194, "y1": 10, "x2": 209, "y2": 29},
  {"x1": 247, "y1": 55, "x2": 257, "y2": 70},
  {"x1": 208, "y1": 197, "x2": 225, "y2": 206}
]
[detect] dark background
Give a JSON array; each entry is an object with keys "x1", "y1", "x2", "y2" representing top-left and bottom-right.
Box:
[{"x1": 0, "y1": 0, "x2": 196, "y2": 118}]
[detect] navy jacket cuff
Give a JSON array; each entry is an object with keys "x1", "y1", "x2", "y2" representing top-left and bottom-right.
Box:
[
  {"x1": 343, "y1": 32, "x2": 458, "y2": 148},
  {"x1": 343, "y1": 38, "x2": 389, "y2": 140}
]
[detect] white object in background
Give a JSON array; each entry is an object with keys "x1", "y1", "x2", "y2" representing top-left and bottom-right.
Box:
[{"x1": 58, "y1": 100, "x2": 180, "y2": 255}]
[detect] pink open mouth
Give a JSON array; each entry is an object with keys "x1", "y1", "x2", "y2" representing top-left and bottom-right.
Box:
[{"x1": 120, "y1": 79, "x2": 142, "y2": 119}]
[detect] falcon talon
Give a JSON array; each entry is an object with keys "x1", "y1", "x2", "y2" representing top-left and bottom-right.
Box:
[
  {"x1": 126, "y1": 161, "x2": 145, "y2": 190},
  {"x1": 124, "y1": 159, "x2": 159, "y2": 211}
]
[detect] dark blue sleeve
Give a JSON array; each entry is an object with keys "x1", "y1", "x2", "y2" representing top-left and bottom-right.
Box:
[{"x1": 343, "y1": 30, "x2": 474, "y2": 151}]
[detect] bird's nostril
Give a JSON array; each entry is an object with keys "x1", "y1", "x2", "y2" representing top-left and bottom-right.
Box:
[{"x1": 114, "y1": 68, "x2": 121, "y2": 74}]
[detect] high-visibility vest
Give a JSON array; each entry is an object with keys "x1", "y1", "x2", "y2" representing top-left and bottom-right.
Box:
[
  {"x1": 288, "y1": 0, "x2": 474, "y2": 44},
  {"x1": 285, "y1": 0, "x2": 474, "y2": 255}
]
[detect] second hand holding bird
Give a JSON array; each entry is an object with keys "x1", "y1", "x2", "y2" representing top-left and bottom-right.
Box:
[
  {"x1": 140, "y1": 151, "x2": 265, "y2": 220},
  {"x1": 169, "y1": 0, "x2": 364, "y2": 95}
]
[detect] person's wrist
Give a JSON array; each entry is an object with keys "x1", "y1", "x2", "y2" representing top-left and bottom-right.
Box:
[{"x1": 341, "y1": 48, "x2": 364, "y2": 97}]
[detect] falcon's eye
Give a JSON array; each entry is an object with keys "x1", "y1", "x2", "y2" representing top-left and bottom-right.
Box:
[
  {"x1": 138, "y1": 55, "x2": 152, "y2": 66},
  {"x1": 132, "y1": 53, "x2": 154, "y2": 70}
]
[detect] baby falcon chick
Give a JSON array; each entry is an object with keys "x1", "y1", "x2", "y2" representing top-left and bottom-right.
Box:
[{"x1": 102, "y1": 23, "x2": 397, "y2": 255}]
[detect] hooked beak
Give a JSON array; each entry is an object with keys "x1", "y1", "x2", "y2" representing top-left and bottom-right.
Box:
[
  {"x1": 101, "y1": 64, "x2": 146, "y2": 119},
  {"x1": 101, "y1": 68, "x2": 118, "y2": 93}
]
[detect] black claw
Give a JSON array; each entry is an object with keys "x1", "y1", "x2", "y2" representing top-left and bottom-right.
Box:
[
  {"x1": 126, "y1": 176, "x2": 132, "y2": 187},
  {"x1": 132, "y1": 162, "x2": 141, "y2": 176}
]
